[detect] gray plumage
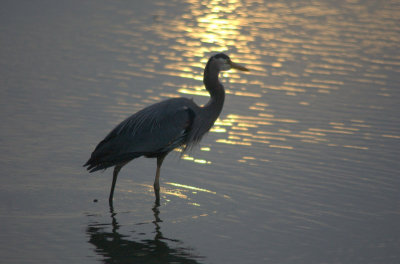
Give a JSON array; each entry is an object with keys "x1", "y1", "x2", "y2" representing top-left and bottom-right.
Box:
[
  {"x1": 84, "y1": 53, "x2": 249, "y2": 206},
  {"x1": 85, "y1": 98, "x2": 197, "y2": 172}
]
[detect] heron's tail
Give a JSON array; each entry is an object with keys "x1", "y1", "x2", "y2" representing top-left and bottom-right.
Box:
[{"x1": 83, "y1": 157, "x2": 109, "y2": 173}]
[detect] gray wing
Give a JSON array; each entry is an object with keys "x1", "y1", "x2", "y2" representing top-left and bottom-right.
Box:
[{"x1": 84, "y1": 98, "x2": 196, "y2": 172}]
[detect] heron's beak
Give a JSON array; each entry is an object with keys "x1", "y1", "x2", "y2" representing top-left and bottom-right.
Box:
[{"x1": 230, "y1": 61, "x2": 249, "y2": 71}]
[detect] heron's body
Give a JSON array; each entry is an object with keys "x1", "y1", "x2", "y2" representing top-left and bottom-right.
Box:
[
  {"x1": 84, "y1": 53, "x2": 248, "y2": 205},
  {"x1": 85, "y1": 98, "x2": 198, "y2": 172}
]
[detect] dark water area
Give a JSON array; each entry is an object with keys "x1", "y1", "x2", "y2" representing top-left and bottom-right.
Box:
[{"x1": 1, "y1": 0, "x2": 399, "y2": 263}]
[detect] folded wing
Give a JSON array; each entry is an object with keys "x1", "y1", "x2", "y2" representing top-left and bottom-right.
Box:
[{"x1": 84, "y1": 98, "x2": 196, "y2": 172}]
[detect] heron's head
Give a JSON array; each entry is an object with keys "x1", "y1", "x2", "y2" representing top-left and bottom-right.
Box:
[{"x1": 211, "y1": 53, "x2": 249, "y2": 72}]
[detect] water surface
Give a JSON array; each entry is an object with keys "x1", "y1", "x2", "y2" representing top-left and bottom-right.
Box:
[{"x1": 1, "y1": 0, "x2": 399, "y2": 263}]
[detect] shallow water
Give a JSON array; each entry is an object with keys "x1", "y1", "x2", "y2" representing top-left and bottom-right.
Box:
[{"x1": 1, "y1": 0, "x2": 400, "y2": 263}]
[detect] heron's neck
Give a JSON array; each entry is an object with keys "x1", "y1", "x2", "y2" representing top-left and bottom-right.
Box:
[{"x1": 202, "y1": 62, "x2": 225, "y2": 120}]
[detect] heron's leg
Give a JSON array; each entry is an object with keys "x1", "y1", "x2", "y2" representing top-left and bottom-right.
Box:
[
  {"x1": 154, "y1": 154, "x2": 166, "y2": 205},
  {"x1": 109, "y1": 164, "x2": 123, "y2": 206}
]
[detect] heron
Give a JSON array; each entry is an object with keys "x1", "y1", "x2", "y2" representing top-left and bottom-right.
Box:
[{"x1": 84, "y1": 53, "x2": 249, "y2": 206}]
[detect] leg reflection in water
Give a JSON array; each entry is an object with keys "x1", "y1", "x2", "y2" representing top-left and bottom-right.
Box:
[{"x1": 86, "y1": 205, "x2": 204, "y2": 263}]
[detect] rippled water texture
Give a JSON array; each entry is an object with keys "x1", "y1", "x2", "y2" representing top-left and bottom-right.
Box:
[{"x1": 1, "y1": 0, "x2": 399, "y2": 263}]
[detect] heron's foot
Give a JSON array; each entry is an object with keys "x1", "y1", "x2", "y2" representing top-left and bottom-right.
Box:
[
  {"x1": 155, "y1": 196, "x2": 160, "y2": 206},
  {"x1": 154, "y1": 183, "x2": 160, "y2": 206}
]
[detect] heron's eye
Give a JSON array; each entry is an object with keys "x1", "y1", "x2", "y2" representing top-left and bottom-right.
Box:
[
  {"x1": 216, "y1": 58, "x2": 231, "y2": 71},
  {"x1": 216, "y1": 58, "x2": 228, "y2": 65}
]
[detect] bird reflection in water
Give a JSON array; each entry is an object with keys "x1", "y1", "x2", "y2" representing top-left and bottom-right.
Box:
[{"x1": 86, "y1": 205, "x2": 204, "y2": 263}]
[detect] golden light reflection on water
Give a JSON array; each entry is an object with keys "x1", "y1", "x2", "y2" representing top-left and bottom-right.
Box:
[
  {"x1": 134, "y1": 182, "x2": 228, "y2": 206},
  {"x1": 211, "y1": 112, "x2": 372, "y2": 163},
  {"x1": 182, "y1": 154, "x2": 212, "y2": 165},
  {"x1": 149, "y1": 0, "x2": 260, "y2": 100},
  {"x1": 165, "y1": 182, "x2": 217, "y2": 194},
  {"x1": 106, "y1": 0, "x2": 400, "y2": 167},
  {"x1": 160, "y1": 0, "x2": 390, "y2": 165},
  {"x1": 137, "y1": 184, "x2": 188, "y2": 200}
]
